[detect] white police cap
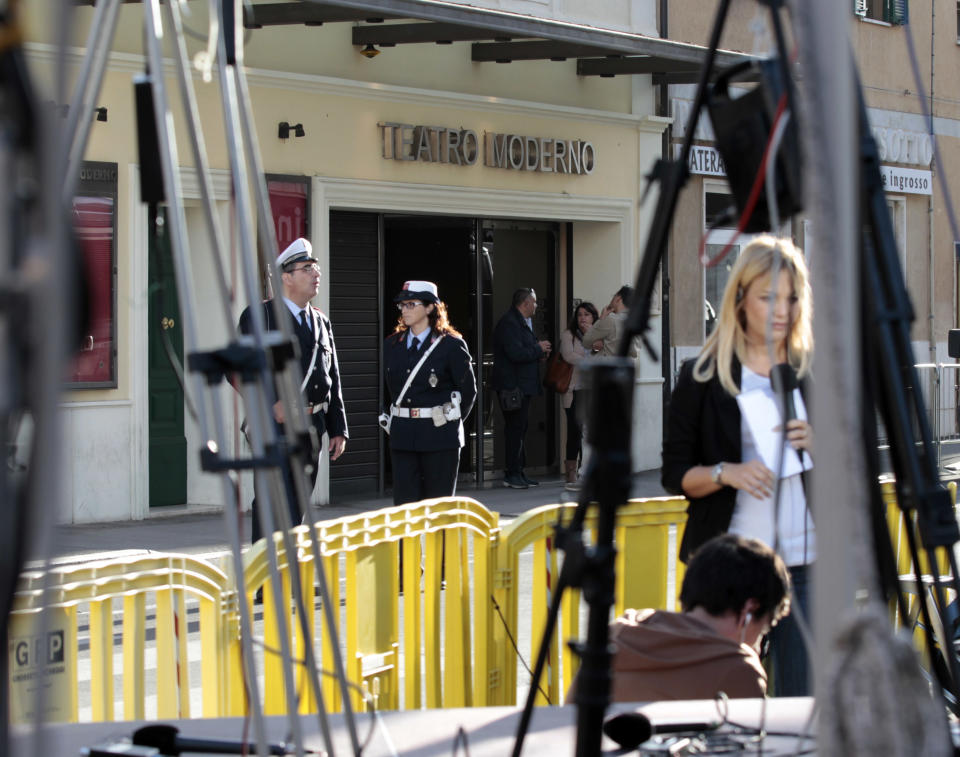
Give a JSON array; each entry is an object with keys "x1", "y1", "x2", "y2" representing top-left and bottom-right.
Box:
[{"x1": 277, "y1": 238, "x2": 317, "y2": 270}]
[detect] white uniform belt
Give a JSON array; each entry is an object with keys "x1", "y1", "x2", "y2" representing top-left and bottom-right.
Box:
[
  {"x1": 390, "y1": 405, "x2": 461, "y2": 419},
  {"x1": 307, "y1": 402, "x2": 329, "y2": 415}
]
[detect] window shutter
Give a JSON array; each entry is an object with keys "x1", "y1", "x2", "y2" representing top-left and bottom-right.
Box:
[
  {"x1": 854, "y1": 0, "x2": 868, "y2": 18},
  {"x1": 888, "y1": 0, "x2": 908, "y2": 24}
]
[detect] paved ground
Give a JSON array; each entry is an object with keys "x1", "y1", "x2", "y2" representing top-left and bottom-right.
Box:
[{"x1": 42, "y1": 469, "x2": 668, "y2": 563}]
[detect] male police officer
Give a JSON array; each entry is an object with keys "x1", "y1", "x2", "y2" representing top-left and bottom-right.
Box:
[{"x1": 238, "y1": 238, "x2": 348, "y2": 543}]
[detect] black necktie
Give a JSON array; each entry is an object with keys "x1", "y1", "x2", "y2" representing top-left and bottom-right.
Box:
[
  {"x1": 409, "y1": 337, "x2": 420, "y2": 356},
  {"x1": 299, "y1": 310, "x2": 311, "y2": 337}
]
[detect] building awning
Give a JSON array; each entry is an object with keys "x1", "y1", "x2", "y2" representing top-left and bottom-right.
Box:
[{"x1": 242, "y1": 0, "x2": 752, "y2": 83}]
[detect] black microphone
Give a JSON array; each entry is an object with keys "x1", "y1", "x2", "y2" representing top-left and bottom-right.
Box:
[
  {"x1": 133, "y1": 724, "x2": 290, "y2": 755},
  {"x1": 603, "y1": 711, "x2": 721, "y2": 750},
  {"x1": 770, "y1": 362, "x2": 804, "y2": 467}
]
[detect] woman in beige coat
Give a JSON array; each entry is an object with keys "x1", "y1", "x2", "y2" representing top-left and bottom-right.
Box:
[{"x1": 559, "y1": 302, "x2": 599, "y2": 489}]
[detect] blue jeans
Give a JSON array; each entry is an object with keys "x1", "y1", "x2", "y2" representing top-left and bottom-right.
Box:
[{"x1": 769, "y1": 564, "x2": 811, "y2": 696}]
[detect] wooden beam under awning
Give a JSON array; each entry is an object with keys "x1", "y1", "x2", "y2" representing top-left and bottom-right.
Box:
[
  {"x1": 471, "y1": 41, "x2": 621, "y2": 63},
  {"x1": 243, "y1": 2, "x2": 402, "y2": 28},
  {"x1": 352, "y1": 22, "x2": 523, "y2": 45},
  {"x1": 576, "y1": 56, "x2": 703, "y2": 77}
]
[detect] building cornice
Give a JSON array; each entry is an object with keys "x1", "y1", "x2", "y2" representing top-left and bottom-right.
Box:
[{"x1": 25, "y1": 41, "x2": 659, "y2": 130}]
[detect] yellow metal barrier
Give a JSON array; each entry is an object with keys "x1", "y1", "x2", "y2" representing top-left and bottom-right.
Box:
[
  {"x1": 237, "y1": 497, "x2": 499, "y2": 714},
  {"x1": 26, "y1": 481, "x2": 960, "y2": 722},
  {"x1": 491, "y1": 496, "x2": 689, "y2": 707},
  {"x1": 10, "y1": 554, "x2": 234, "y2": 723},
  {"x1": 882, "y1": 478, "x2": 955, "y2": 581},
  {"x1": 883, "y1": 478, "x2": 957, "y2": 659}
]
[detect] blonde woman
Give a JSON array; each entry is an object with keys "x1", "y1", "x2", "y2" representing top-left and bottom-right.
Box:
[{"x1": 661, "y1": 235, "x2": 813, "y2": 696}]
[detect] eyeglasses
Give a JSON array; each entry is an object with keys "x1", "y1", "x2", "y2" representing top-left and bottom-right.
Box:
[
  {"x1": 397, "y1": 301, "x2": 423, "y2": 311},
  {"x1": 290, "y1": 264, "x2": 320, "y2": 275}
]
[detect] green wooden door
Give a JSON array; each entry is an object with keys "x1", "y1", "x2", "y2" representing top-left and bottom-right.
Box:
[{"x1": 147, "y1": 207, "x2": 187, "y2": 506}]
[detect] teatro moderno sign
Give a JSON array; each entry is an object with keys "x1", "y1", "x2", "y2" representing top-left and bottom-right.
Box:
[{"x1": 378, "y1": 122, "x2": 596, "y2": 175}]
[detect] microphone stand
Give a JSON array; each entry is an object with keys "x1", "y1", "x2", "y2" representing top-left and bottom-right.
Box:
[{"x1": 509, "y1": 357, "x2": 634, "y2": 757}]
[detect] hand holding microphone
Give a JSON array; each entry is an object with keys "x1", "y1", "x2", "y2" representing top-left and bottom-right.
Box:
[{"x1": 770, "y1": 363, "x2": 811, "y2": 464}]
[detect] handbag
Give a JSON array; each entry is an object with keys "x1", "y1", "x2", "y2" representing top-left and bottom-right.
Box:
[
  {"x1": 498, "y1": 386, "x2": 524, "y2": 412},
  {"x1": 543, "y1": 351, "x2": 574, "y2": 394}
]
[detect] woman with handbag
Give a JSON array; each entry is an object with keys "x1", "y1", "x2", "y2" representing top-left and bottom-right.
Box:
[
  {"x1": 382, "y1": 281, "x2": 477, "y2": 505},
  {"x1": 558, "y1": 302, "x2": 598, "y2": 490}
]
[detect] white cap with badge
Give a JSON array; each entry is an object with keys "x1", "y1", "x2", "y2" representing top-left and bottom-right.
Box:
[
  {"x1": 277, "y1": 238, "x2": 317, "y2": 270},
  {"x1": 394, "y1": 280, "x2": 439, "y2": 303}
]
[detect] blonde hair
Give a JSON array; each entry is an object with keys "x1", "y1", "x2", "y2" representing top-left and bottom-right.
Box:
[{"x1": 693, "y1": 235, "x2": 813, "y2": 396}]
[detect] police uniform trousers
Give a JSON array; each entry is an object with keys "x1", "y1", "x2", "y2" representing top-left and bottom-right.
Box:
[
  {"x1": 251, "y1": 414, "x2": 324, "y2": 544},
  {"x1": 391, "y1": 447, "x2": 461, "y2": 507}
]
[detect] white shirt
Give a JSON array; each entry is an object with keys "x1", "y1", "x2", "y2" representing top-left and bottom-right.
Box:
[{"x1": 728, "y1": 365, "x2": 816, "y2": 567}]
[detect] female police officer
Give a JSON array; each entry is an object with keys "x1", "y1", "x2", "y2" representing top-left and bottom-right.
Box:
[{"x1": 381, "y1": 281, "x2": 476, "y2": 505}]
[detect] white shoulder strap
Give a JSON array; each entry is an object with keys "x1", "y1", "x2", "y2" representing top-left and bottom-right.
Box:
[
  {"x1": 393, "y1": 335, "x2": 444, "y2": 408},
  {"x1": 299, "y1": 309, "x2": 320, "y2": 393}
]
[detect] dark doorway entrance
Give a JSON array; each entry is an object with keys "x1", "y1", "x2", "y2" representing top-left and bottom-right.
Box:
[{"x1": 328, "y1": 211, "x2": 558, "y2": 500}]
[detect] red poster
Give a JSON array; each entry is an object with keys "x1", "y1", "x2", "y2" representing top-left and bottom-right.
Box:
[{"x1": 268, "y1": 180, "x2": 308, "y2": 255}]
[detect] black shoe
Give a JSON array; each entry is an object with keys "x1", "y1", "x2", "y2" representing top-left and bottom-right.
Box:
[
  {"x1": 521, "y1": 473, "x2": 540, "y2": 487},
  {"x1": 503, "y1": 474, "x2": 529, "y2": 489}
]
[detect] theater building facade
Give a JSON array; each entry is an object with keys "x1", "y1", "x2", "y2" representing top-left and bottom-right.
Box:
[{"x1": 23, "y1": 0, "x2": 702, "y2": 522}]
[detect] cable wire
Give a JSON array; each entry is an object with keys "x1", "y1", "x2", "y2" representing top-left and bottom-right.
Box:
[{"x1": 490, "y1": 594, "x2": 552, "y2": 705}]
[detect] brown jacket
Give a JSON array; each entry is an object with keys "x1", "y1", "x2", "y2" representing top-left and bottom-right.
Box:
[{"x1": 606, "y1": 609, "x2": 766, "y2": 702}]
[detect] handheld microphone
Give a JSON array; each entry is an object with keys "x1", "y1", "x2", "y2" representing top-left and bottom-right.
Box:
[
  {"x1": 133, "y1": 724, "x2": 290, "y2": 755},
  {"x1": 602, "y1": 711, "x2": 722, "y2": 750},
  {"x1": 770, "y1": 362, "x2": 804, "y2": 467}
]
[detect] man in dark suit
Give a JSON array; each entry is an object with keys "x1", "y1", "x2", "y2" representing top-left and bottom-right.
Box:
[
  {"x1": 492, "y1": 288, "x2": 551, "y2": 489},
  {"x1": 238, "y1": 237, "x2": 348, "y2": 543}
]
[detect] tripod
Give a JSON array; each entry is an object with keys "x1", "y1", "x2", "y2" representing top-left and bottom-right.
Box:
[{"x1": 9, "y1": 2, "x2": 363, "y2": 755}]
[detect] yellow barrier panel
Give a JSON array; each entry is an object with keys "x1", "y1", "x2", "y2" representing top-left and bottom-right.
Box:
[
  {"x1": 238, "y1": 497, "x2": 499, "y2": 714},
  {"x1": 883, "y1": 478, "x2": 958, "y2": 663},
  {"x1": 882, "y1": 478, "x2": 956, "y2": 581},
  {"x1": 28, "y1": 481, "x2": 957, "y2": 722},
  {"x1": 10, "y1": 553, "x2": 233, "y2": 723},
  {"x1": 7, "y1": 606, "x2": 77, "y2": 724},
  {"x1": 493, "y1": 497, "x2": 689, "y2": 707}
]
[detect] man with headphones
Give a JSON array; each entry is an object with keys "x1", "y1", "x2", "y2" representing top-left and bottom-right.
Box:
[{"x1": 569, "y1": 534, "x2": 791, "y2": 703}]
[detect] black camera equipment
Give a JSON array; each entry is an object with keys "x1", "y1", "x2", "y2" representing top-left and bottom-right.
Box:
[
  {"x1": 854, "y1": 77, "x2": 960, "y2": 710},
  {"x1": 624, "y1": 0, "x2": 799, "y2": 362},
  {"x1": 510, "y1": 357, "x2": 635, "y2": 757},
  {"x1": 707, "y1": 58, "x2": 803, "y2": 233},
  {"x1": 511, "y1": 3, "x2": 804, "y2": 756}
]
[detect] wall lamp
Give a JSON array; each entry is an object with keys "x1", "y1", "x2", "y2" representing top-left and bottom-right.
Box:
[
  {"x1": 360, "y1": 44, "x2": 380, "y2": 59},
  {"x1": 278, "y1": 121, "x2": 305, "y2": 139},
  {"x1": 46, "y1": 101, "x2": 108, "y2": 122}
]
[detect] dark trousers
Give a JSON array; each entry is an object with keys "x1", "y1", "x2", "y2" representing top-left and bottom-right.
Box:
[
  {"x1": 769, "y1": 564, "x2": 811, "y2": 696},
  {"x1": 503, "y1": 394, "x2": 531, "y2": 477},
  {"x1": 564, "y1": 390, "x2": 585, "y2": 461},
  {"x1": 251, "y1": 419, "x2": 322, "y2": 544},
  {"x1": 391, "y1": 447, "x2": 461, "y2": 506}
]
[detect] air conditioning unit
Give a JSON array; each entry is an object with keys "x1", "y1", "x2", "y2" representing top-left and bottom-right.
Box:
[{"x1": 854, "y1": 0, "x2": 868, "y2": 17}]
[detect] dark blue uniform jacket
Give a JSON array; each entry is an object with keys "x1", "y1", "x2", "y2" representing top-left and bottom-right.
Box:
[
  {"x1": 239, "y1": 299, "x2": 348, "y2": 440},
  {"x1": 383, "y1": 329, "x2": 477, "y2": 452}
]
